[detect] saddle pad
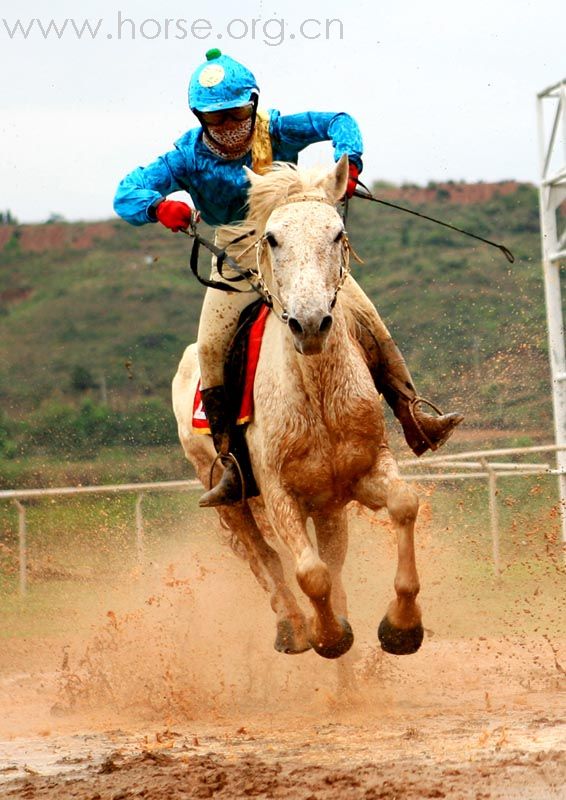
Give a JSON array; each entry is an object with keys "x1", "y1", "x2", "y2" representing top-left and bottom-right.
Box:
[{"x1": 192, "y1": 303, "x2": 270, "y2": 434}]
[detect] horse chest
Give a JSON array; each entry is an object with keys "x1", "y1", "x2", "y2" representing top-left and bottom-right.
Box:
[
  {"x1": 274, "y1": 394, "x2": 383, "y2": 503},
  {"x1": 251, "y1": 312, "x2": 385, "y2": 506}
]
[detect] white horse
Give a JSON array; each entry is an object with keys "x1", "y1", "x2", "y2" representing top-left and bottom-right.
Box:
[{"x1": 172, "y1": 155, "x2": 423, "y2": 660}]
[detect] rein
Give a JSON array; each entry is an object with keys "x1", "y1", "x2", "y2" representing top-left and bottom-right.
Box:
[
  {"x1": 182, "y1": 194, "x2": 363, "y2": 322},
  {"x1": 180, "y1": 223, "x2": 258, "y2": 292}
]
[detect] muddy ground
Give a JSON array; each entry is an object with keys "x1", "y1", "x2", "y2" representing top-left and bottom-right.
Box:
[{"x1": 0, "y1": 507, "x2": 565, "y2": 799}]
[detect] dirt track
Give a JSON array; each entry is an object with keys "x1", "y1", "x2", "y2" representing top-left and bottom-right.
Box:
[
  {"x1": 1, "y1": 634, "x2": 565, "y2": 799},
  {"x1": 0, "y1": 511, "x2": 565, "y2": 799}
]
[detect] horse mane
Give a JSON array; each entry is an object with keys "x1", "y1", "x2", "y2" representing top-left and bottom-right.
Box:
[
  {"x1": 223, "y1": 162, "x2": 332, "y2": 240},
  {"x1": 247, "y1": 162, "x2": 332, "y2": 225}
]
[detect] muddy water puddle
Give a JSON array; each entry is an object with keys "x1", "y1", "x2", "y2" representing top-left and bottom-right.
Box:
[{"x1": 1, "y1": 686, "x2": 565, "y2": 788}]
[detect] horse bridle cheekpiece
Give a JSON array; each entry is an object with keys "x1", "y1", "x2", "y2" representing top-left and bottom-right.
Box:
[{"x1": 183, "y1": 194, "x2": 363, "y2": 323}]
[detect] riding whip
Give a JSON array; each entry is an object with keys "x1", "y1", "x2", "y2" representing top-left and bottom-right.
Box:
[{"x1": 353, "y1": 180, "x2": 515, "y2": 264}]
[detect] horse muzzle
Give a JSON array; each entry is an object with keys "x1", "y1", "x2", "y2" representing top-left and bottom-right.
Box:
[{"x1": 287, "y1": 311, "x2": 333, "y2": 356}]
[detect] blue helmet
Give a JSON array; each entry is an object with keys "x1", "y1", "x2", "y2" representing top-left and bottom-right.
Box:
[{"x1": 189, "y1": 49, "x2": 259, "y2": 113}]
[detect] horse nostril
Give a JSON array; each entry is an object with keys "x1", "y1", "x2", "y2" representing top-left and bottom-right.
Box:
[
  {"x1": 319, "y1": 315, "x2": 333, "y2": 334},
  {"x1": 288, "y1": 317, "x2": 304, "y2": 336}
]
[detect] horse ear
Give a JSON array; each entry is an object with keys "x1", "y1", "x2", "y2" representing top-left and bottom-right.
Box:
[
  {"x1": 323, "y1": 154, "x2": 349, "y2": 203},
  {"x1": 244, "y1": 165, "x2": 261, "y2": 185}
]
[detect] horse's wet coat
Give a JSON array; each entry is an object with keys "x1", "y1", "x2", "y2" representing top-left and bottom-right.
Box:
[{"x1": 172, "y1": 156, "x2": 423, "y2": 665}]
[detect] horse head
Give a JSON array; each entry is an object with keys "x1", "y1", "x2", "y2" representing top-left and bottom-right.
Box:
[{"x1": 244, "y1": 155, "x2": 350, "y2": 356}]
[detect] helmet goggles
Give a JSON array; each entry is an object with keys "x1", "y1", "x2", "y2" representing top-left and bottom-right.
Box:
[{"x1": 198, "y1": 102, "x2": 255, "y2": 126}]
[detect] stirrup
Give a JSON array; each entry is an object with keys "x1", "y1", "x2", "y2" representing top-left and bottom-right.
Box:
[
  {"x1": 407, "y1": 395, "x2": 445, "y2": 452},
  {"x1": 208, "y1": 451, "x2": 247, "y2": 503}
]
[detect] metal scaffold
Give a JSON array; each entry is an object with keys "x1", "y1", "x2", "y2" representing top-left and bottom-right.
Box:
[{"x1": 537, "y1": 78, "x2": 566, "y2": 548}]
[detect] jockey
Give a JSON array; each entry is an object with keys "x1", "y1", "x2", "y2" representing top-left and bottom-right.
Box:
[{"x1": 114, "y1": 49, "x2": 463, "y2": 507}]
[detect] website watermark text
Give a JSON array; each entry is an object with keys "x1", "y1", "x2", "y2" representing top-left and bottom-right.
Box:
[{"x1": 2, "y1": 13, "x2": 344, "y2": 47}]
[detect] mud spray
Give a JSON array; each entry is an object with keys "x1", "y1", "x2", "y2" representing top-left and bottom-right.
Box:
[{"x1": 1, "y1": 491, "x2": 565, "y2": 798}]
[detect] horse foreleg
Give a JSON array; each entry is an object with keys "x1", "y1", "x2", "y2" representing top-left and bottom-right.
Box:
[
  {"x1": 355, "y1": 453, "x2": 423, "y2": 655},
  {"x1": 263, "y1": 488, "x2": 353, "y2": 660},
  {"x1": 218, "y1": 503, "x2": 311, "y2": 654},
  {"x1": 379, "y1": 478, "x2": 423, "y2": 654}
]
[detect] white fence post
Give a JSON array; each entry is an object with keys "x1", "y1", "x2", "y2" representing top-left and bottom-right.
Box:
[
  {"x1": 135, "y1": 493, "x2": 144, "y2": 564},
  {"x1": 14, "y1": 500, "x2": 27, "y2": 596},
  {"x1": 537, "y1": 79, "x2": 566, "y2": 554},
  {"x1": 482, "y1": 461, "x2": 501, "y2": 578}
]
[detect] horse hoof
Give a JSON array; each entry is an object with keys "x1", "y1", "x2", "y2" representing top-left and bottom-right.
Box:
[
  {"x1": 378, "y1": 616, "x2": 424, "y2": 655},
  {"x1": 274, "y1": 619, "x2": 312, "y2": 655},
  {"x1": 310, "y1": 617, "x2": 354, "y2": 660}
]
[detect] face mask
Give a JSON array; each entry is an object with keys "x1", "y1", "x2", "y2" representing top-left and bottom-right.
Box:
[{"x1": 203, "y1": 117, "x2": 254, "y2": 159}]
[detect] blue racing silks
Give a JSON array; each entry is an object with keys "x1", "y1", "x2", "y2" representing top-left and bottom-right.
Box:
[{"x1": 113, "y1": 109, "x2": 363, "y2": 227}]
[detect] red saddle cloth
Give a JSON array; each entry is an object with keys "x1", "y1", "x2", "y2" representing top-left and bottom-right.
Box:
[{"x1": 192, "y1": 305, "x2": 270, "y2": 434}]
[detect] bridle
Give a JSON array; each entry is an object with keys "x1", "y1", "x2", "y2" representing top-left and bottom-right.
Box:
[{"x1": 183, "y1": 193, "x2": 363, "y2": 323}]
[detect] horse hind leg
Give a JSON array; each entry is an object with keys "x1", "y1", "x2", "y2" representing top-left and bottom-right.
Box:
[
  {"x1": 186, "y1": 439, "x2": 310, "y2": 654},
  {"x1": 217, "y1": 502, "x2": 311, "y2": 655}
]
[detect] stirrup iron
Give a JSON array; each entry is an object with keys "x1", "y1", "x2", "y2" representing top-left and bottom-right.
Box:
[
  {"x1": 208, "y1": 450, "x2": 247, "y2": 504},
  {"x1": 408, "y1": 396, "x2": 445, "y2": 452}
]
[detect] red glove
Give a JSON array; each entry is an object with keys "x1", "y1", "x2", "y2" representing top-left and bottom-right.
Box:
[
  {"x1": 345, "y1": 162, "x2": 360, "y2": 199},
  {"x1": 156, "y1": 200, "x2": 197, "y2": 232}
]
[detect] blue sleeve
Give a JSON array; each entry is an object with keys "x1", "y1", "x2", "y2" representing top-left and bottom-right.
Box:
[
  {"x1": 270, "y1": 110, "x2": 363, "y2": 171},
  {"x1": 113, "y1": 149, "x2": 188, "y2": 226}
]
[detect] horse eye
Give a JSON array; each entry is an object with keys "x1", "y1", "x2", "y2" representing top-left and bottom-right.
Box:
[
  {"x1": 265, "y1": 232, "x2": 278, "y2": 248},
  {"x1": 334, "y1": 230, "x2": 345, "y2": 243}
]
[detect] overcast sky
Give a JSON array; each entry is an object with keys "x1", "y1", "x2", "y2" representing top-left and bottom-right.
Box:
[{"x1": 1, "y1": 0, "x2": 565, "y2": 223}]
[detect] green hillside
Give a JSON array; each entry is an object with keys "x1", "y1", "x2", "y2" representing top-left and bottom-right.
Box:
[{"x1": 0, "y1": 180, "x2": 557, "y2": 483}]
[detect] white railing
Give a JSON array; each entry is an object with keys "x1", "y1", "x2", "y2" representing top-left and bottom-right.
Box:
[
  {"x1": 400, "y1": 443, "x2": 566, "y2": 576},
  {"x1": 1, "y1": 479, "x2": 200, "y2": 597},
  {"x1": 1, "y1": 444, "x2": 564, "y2": 595}
]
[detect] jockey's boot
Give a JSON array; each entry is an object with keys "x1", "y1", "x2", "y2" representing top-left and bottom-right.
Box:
[
  {"x1": 379, "y1": 339, "x2": 464, "y2": 456},
  {"x1": 361, "y1": 330, "x2": 464, "y2": 456},
  {"x1": 198, "y1": 386, "x2": 258, "y2": 507}
]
